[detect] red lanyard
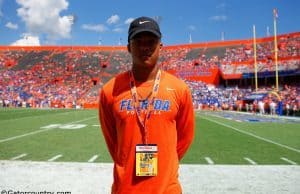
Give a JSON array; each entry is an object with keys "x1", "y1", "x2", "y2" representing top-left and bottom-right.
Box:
[{"x1": 129, "y1": 69, "x2": 161, "y2": 144}]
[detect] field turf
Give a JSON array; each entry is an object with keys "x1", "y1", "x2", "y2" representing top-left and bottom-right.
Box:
[{"x1": 0, "y1": 108, "x2": 299, "y2": 165}]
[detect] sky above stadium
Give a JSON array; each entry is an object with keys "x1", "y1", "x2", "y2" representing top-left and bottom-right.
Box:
[{"x1": 0, "y1": 0, "x2": 299, "y2": 46}]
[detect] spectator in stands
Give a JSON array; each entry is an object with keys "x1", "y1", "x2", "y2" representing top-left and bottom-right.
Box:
[
  {"x1": 270, "y1": 100, "x2": 276, "y2": 115},
  {"x1": 98, "y1": 16, "x2": 194, "y2": 194},
  {"x1": 245, "y1": 103, "x2": 249, "y2": 112},
  {"x1": 292, "y1": 103, "x2": 298, "y2": 116},
  {"x1": 286, "y1": 103, "x2": 291, "y2": 116},
  {"x1": 258, "y1": 100, "x2": 265, "y2": 115}
]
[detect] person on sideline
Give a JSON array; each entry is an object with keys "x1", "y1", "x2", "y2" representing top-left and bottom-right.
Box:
[{"x1": 98, "y1": 16, "x2": 195, "y2": 194}]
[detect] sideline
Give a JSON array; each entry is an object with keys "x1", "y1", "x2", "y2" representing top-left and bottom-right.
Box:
[
  {"x1": 0, "y1": 160, "x2": 299, "y2": 194},
  {"x1": 0, "y1": 116, "x2": 97, "y2": 143}
]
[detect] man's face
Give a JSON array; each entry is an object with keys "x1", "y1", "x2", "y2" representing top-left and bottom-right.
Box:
[{"x1": 128, "y1": 32, "x2": 162, "y2": 68}]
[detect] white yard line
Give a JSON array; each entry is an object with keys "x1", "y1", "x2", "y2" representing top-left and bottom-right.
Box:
[
  {"x1": 0, "y1": 127, "x2": 55, "y2": 143},
  {"x1": 244, "y1": 157, "x2": 257, "y2": 165},
  {"x1": 205, "y1": 157, "x2": 214, "y2": 164},
  {"x1": 280, "y1": 157, "x2": 297, "y2": 165},
  {"x1": 0, "y1": 116, "x2": 97, "y2": 143},
  {"x1": 88, "y1": 155, "x2": 99, "y2": 163},
  {"x1": 10, "y1": 153, "x2": 27, "y2": 160},
  {"x1": 202, "y1": 116, "x2": 300, "y2": 154},
  {"x1": 48, "y1": 154, "x2": 63, "y2": 162}
]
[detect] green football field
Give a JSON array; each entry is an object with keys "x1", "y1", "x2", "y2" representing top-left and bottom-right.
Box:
[{"x1": 0, "y1": 108, "x2": 299, "y2": 165}]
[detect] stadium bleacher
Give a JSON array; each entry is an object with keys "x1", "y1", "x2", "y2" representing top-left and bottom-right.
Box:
[{"x1": 0, "y1": 32, "x2": 299, "y2": 115}]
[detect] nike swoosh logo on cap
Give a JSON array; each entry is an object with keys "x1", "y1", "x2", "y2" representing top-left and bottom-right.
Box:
[{"x1": 139, "y1": 21, "x2": 150, "y2": 24}]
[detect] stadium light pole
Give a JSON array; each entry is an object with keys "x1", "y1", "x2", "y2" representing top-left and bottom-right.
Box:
[
  {"x1": 153, "y1": 16, "x2": 162, "y2": 25},
  {"x1": 68, "y1": 14, "x2": 76, "y2": 48},
  {"x1": 273, "y1": 8, "x2": 279, "y2": 91},
  {"x1": 266, "y1": 26, "x2": 270, "y2": 37},
  {"x1": 189, "y1": 33, "x2": 192, "y2": 44},
  {"x1": 221, "y1": 31, "x2": 225, "y2": 41},
  {"x1": 98, "y1": 36, "x2": 102, "y2": 45},
  {"x1": 253, "y1": 25, "x2": 258, "y2": 92}
]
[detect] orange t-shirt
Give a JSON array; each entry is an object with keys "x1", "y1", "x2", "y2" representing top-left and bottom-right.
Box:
[{"x1": 99, "y1": 70, "x2": 195, "y2": 194}]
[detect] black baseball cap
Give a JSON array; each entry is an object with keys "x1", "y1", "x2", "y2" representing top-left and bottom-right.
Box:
[{"x1": 128, "y1": 16, "x2": 161, "y2": 42}]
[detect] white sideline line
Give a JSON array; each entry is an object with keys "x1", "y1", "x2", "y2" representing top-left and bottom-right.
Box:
[
  {"x1": 48, "y1": 154, "x2": 63, "y2": 162},
  {"x1": 0, "y1": 116, "x2": 97, "y2": 143},
  {"x1": 205, "y1": 157, "x2": 214, "y2": 164},
  {"x1": 10, "y1": 153, "x2": 27, "y2": 160},
  {"x1": 88, "y1": 155, "x2": 99, "y2": 162},
  {"x1": 244, "y1": 157, "x2": 257, "y2": 165},
  {"x1": 202, "y1": 116, "x2": 300, "y2": 154},
  {"x1": 281, "y1": 157, "x2": 297, "y2": 165}
]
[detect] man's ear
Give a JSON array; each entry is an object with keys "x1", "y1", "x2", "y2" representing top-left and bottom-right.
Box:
[
  {"x1": 159, "y1": 42, "x2": 163, "y2": 50},
  {"x1": 127, "y1": 44, "x2": 131, "y2": 53}
]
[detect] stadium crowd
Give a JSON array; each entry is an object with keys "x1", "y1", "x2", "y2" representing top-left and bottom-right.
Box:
[
  {"x1": 187, "y1": 80, "x2": 299, "y2": 116},
  {"x1": 0, "y1": 32, "x2": 299, "y2": 116},
  {"x1": 220, "y1": 33, "x2": 300, "y2": 75}
]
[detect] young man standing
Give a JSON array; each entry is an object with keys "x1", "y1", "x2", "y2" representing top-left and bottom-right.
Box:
[{"x1": 99, "y1": 16, "x2": 195, "y2": 194}]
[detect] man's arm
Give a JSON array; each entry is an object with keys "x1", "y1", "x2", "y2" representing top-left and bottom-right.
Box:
[
  {"x1": 98, "y1": 89, "x2": 117, "y2": 162},
  {"x1": 176, "y1": 86, "x2": 195, "y2": 161}
]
